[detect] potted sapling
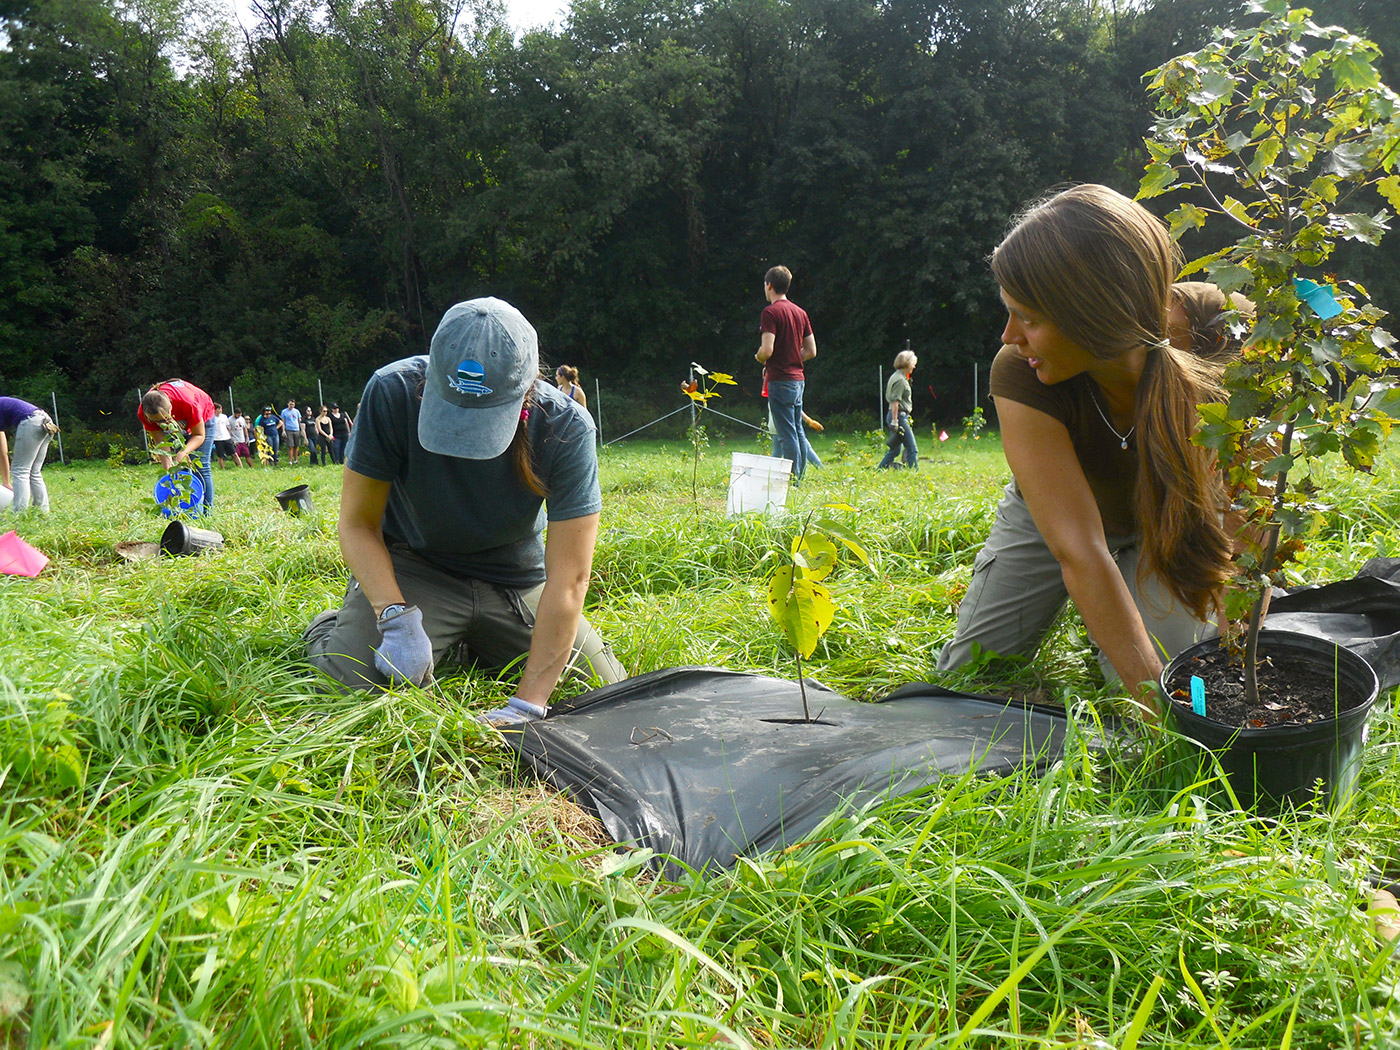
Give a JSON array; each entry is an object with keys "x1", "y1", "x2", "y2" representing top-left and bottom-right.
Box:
[{"x1": 1140, "y1": 0, "x2": 1398, "y2": 808}]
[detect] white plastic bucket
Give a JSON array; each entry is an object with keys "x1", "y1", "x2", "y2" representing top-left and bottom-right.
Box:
[
  {"x1": 727, "y1": 452, "x2": 792, "y2": 516},
  {"x1": 0, "y1": 486, "x2": 11, "y2": 511}
]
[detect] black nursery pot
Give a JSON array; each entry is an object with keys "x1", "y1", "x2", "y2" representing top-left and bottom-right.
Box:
[
  {"x1": 160, "y1": 520, "x2": 225, "y2": 557},
  {"x1": 274, "y1": 484, "x2": 315, "y2": 516},
  {"x1": 1162, "y1": 630, "x2": 1379, "y2": 812}
]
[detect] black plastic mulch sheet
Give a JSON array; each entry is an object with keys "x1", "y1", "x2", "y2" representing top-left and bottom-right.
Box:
[
  {"x1": 1267, "y1": 557, "x2": 1400, "y2": 689},
  {"x1": 504, "y1": 666, "x2": 1074, "y2": 877}
]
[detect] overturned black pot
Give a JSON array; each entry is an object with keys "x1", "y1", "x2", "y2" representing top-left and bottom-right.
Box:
[
  {"x1": 160, "y1": 520, "x2": 224, "y2": 557},
  {"x1": 274, "y1": 484, "x2": 315, "y2": 516},
  {"x1": 1161, "y1": 630, "x2": 1379, "y2": 812}
]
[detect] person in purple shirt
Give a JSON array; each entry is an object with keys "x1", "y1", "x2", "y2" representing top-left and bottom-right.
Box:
[{"x1": 0, "y1": 396, "x2": 56, "y2": 513}]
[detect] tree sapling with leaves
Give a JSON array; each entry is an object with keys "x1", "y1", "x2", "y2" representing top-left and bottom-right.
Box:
[
  {"x1": 766, "y1": 506, "x2": 871, "y2": 722},
  {"x1": 1141, "y1": 0, "x2": 1400, "y2": 709},
  {"x1": 682, "y1": 363, "x2": 736, "y2": 506}
]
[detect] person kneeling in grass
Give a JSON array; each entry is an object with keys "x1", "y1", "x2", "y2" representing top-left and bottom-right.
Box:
[
  {"x1": 936, "y1": 186, "x2": 1245, "y2": 718},
  {"x1": 304, "y1": 297, "x2": 626, "y2": 723}
]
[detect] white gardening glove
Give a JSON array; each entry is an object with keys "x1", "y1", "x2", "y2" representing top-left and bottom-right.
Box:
[{"x1": 373, "y1": 604, "x2": 433, "y2": 686}]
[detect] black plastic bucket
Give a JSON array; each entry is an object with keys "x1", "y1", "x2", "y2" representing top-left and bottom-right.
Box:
[
  {"x1": 160, "y1": 520, "x2": 225, "y2": 557},
  {"x1": 1162, "y1": 630, "x2": 1379, "y2": 811},
  {"x1": 274, "y1": 484, "x2": 315, "y2": 516}
]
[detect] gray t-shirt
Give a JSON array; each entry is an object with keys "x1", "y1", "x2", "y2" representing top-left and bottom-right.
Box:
[
  {"x1": 885, "y1": 371, "x2": 912, "y2": 415},
  {"x1": 346, "y1": 357, "x2": 601, "y2": 587}
]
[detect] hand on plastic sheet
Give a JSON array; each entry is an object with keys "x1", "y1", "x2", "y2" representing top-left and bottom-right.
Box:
[
  {"x1": 478, "y1": 696, "x2": 548, "y2": 727},
  {"x1": 374, "y1": 604, "x2": 433, "y2": 686}
]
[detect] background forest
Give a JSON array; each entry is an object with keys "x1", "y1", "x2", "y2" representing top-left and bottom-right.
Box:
[{"x1": 2, "y1": 0, "x2": 1399, "y2": 439}]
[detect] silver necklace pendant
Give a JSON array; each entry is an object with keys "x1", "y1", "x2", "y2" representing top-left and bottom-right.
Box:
[{"x1": 1088, "y1": 383, "x2": 1134, "y2": 450}]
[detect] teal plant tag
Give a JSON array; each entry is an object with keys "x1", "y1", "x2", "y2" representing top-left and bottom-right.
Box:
[
  {"x1": 1190, "y1": 675, "x2": 1206, "y2": 717},
  {"x1": 1294, "y1": 277, "x2": 1343, "y2": 319}
]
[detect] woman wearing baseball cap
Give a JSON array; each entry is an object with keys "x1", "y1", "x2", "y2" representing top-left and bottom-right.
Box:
[{"x1": 304, "y1": 297, "x2": 625, "y2": 723}]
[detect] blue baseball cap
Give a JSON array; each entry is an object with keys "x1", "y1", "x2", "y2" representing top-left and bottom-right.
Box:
[{"x1": 419, "y1": 298, "x2": 539, "y2": 459}]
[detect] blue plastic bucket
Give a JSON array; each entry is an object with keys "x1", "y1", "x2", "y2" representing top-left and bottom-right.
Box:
[{"x1": 153, "y1": 470, "x2": 205, "y2": 517}]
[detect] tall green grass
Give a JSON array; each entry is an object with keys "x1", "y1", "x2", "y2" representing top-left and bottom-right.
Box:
[{"x1": 1, "y1": 434, "x2": 1397, "y2": 1047}]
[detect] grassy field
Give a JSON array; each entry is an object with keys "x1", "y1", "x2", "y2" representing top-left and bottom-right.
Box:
[{"x1": 2, "y1": 427, "x2": 1399, "y2": 1048}]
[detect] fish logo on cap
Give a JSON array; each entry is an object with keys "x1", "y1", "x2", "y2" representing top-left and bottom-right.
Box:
[{"x1": 447, "y1": 359, "x2": 492, "y2": 397}]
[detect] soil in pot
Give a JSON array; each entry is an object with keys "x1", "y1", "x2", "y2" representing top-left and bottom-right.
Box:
[{"x1": 1163, "y1": 642, "x2": 1368, "y2": 727}]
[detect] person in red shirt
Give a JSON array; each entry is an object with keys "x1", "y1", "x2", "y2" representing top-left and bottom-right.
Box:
[
  {"x1": 755, "y1": 265, "x2": 817, "y2": 481},
  {"x1": 138, "y1": 379, "x2": 217, "y2": 515}
]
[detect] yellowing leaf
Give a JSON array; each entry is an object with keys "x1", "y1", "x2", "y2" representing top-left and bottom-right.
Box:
[
  {"x1": 792, "y1": 534, "x2": 838, "y2": 582},
  {"x1": 1378, "y1": 175, "x2": 1400, "y2": 213},
  {"x1": 710, "y1": 372, "x2": 737, "y2": 385},
  {"x1": 768, "y1": 570, "x2": 833, "y2": 657}
]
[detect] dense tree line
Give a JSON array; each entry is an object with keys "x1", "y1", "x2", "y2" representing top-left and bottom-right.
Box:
[{"x1": 2, "y1": 0, "x2": 1397, "y2": 435}]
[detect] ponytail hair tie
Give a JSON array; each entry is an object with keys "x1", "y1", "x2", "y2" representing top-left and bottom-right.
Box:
[{"x1": 520, "y1": 407, "x2": 530, "y2": 423}]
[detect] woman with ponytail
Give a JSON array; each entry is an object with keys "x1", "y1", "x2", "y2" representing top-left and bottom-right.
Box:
[
  {"x1": 304, "y1": 298, "x2": 625, "y2": 722},
  {"x1": 937, "y1": 185, "x2": 1239, "y2": 716}
]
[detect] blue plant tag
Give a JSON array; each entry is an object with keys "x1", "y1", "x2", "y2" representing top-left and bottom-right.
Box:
[
  {"x1": 1190, "y1": 675, "x2": 1206, "y2": 717},
  {"x1": 1294, "y1": 277, "x2": 1343, "y2": 319}
]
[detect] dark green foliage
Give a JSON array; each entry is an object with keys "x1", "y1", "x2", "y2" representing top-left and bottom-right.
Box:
[{"x1": 3, "y1": 0, "x2": 1396, "y2": 432}]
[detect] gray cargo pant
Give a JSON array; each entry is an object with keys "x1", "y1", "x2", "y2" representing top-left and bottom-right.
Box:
[
  {"x1": 305, "y1": 545, "x2": 626, "y2": 692},
  {"x1": 936, "y1": 482, "x2": 1215, "y2": 683}
]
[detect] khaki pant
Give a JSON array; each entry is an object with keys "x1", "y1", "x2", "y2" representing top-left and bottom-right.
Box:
[
  {"x1": 305, "y1": 545, "x2": 626, "y2": 692},
  {"x1": 936, "y1": 482, "x2": 1215, "y2": 683}
]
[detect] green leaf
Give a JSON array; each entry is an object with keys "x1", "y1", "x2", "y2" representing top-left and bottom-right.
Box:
[
  {"x1": 1249, "y1": 136, "x2": 1282, "y2": 176},
  {"x1": 1204, "y1": 260, "x2": 1253, "y2": 295},
  {"x1": 812, "y1": 519, "x2": 871, "y2": 566},
  {"x1": 1330, "y1": 211, "x2": 1388, "y2": 243},
  {"x1": 1138, "y1": 161, "x2": 1177, "y2": 200},
  {"x1": 1221, "y1": 196, "x2": 1252, "y2": 226},
  {"x1": 1341, "y1": 425, "x2": 1381, "y2": 470},
  {"x1": 1187, "y1": 69, "x2": 1237, "y2": 106},
  {"x1": 1259, "y1": 453, "x2": 1294, "y2": 477},
  {"x1": 1166, "y1": 203, "x2": 1209, "y2": 240},
  {"x1": 1177, "y1": 245, "x2": 1234, "y2": 279},
  {"x1": 1328, "y1": 141, "x2": 1372, "y2": 176},
  {"x1": 1331, "y1": 48, "x2": 1380, "y2": 92},
  {"x1": 47, "y1": 743, "x2": 85, "y2": 790}
]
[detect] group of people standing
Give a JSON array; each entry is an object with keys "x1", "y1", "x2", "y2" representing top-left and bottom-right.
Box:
[{"x1": 229, "y1": 401, "x2": 354, "y2": 469}]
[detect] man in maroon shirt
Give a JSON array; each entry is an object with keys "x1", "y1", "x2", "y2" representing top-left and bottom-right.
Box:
[{"x1": 755, "y1": 265, "x2": 817, "y2": 480}]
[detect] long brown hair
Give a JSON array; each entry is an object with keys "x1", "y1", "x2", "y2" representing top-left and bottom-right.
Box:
[
  {"x1": 510, "y1": 384, "x2": 546, "y2": 497},
  {"x1": 992, "y1": 184, "x2": 1232, "y2": 619}
]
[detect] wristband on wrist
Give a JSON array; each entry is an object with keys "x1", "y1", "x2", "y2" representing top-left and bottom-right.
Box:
[{"x1": 377, "y1": 603, "x2": 408, "y2": 625}]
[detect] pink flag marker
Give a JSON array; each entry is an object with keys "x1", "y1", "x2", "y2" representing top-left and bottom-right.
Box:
[
  {"x1": 939, "y1": 430, "x2": 949, "y2": 442},
  {"x1": 0, "y1": 531, "x2": 49, "y2": 577}
]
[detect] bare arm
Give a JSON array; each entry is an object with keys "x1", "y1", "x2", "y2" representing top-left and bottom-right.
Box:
[
  {"x1": 337, "y1": 468, "x2": 404, "y2": 616},
  {"x1": 174, "y1": 420, "x2": 206, "y2": 465},
  {"x1": 0, "y1": 431, "x2": 9, "y2": 487},
  {"x1": 756, "y1": 331, "x2": 775, "y2": 364},
  {"x1": 515, "y1": 513, "x2": 601, "y2": 708},
  {"x1": 998, "y1": 398, "x2": 1163, "y2": 716},
  {"x1": 801, "y1": 333, "x2": 816, "y2": 362}
]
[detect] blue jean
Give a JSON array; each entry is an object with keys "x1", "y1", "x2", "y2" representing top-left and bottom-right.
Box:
[
  {"x1": 193, "y1": 418, "x2": 215, "y2": 512},
  {"x1": 767, "y1": 379, "x2": 806, "y2": 480},
  {"x1": 878, "y1": 410, "x2": 918, "y2": 469}
]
